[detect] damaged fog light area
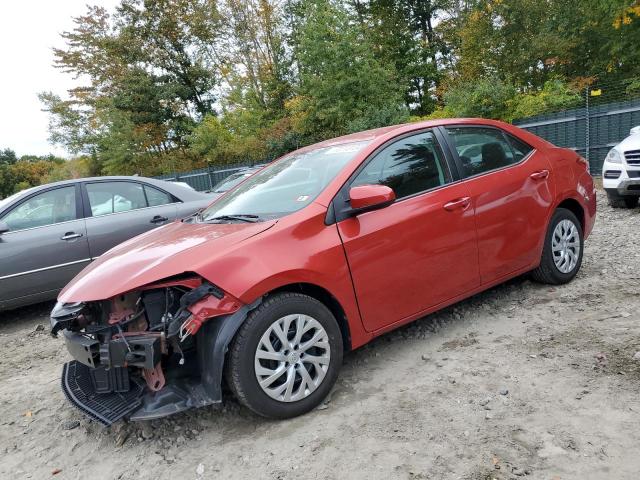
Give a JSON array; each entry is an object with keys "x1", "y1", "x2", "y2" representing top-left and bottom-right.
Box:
[{"x1": 51, "y1": 276, "x2": 252, "y2": 426}]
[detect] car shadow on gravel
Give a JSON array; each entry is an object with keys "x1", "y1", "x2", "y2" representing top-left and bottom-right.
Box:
[
  {"x1": 67, "y1": 274, "x2": 541, "y2": 446},
  {"x1": 0, "y1": 301, "x2": 54, "y2": 334},
  {"x1": 1, "y1": 272, "x2": 547, "y2": 448},
  {"x1": 348, "y1": 274, "x2": 536, "y2": 356}
]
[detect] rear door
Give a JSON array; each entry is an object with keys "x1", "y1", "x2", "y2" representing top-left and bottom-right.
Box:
[
  {"x1": 335, "y1": 130, "x2": 480, "y2": 332},
  {"x1": 0, "y1": 184, "x2": 90, "y2": 306},
  {"x1": 442, "y1": 125, "x2": 554, "y2": 283},
  {"x1": 82, "y1": 180, "x2": 179, "y2": 257}
]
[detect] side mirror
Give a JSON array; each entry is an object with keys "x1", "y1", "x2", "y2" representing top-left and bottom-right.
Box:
[
  {"x1": 349, "y1": 184, "x2": 396, "y2": 212},
  {"x1": 631, "y1": 126, "x2": 640, "y2": 136},
  {"x1": 0, "y1": 221, "x2": 9, "y2": 235}
]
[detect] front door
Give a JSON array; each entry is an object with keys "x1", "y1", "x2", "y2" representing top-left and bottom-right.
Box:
[
  {"x1": 336, "y1": 130, "x2": 480, "y2": 332},
  {"x1": 443, "y1": 125, "x2": 555, "y2": 283},
  {"x1": 0, "y1": 185, "x2": 90, "y2": 307}
]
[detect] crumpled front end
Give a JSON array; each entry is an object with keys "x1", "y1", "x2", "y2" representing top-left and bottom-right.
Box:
[{"x1": 51, "y1": 275, "x2": 250, "y2": 426}]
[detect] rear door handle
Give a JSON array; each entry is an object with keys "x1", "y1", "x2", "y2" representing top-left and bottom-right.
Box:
[
  {"x1": 150, "y1": 215, "x2": 169, "y2": 224},
  {"x1": 530, "y1": 169, "x2": 550, "y2": 180},
  {"x1": 443, "y1": 197, "x2": 471, "y2": 212},
  {"x1": 60, "y1": 232, "x2": 83, "y2": 241}
]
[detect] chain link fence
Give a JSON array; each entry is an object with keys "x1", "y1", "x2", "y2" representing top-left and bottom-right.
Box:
[
  {"x1": 154, "y1": 161, "x2": 257, "y2": 192},
  {"x1": 514, "y1": 79, "x2": 640, "y2": 175}
]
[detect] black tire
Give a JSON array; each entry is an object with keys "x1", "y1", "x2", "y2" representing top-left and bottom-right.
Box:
[
  {"x1": 225, "y1": 292, "x2": 343, "y2": 419},
  {"x1": 531, "y1": 208, "x2": 584, "y2": 285},
  {"x1": 607, "y1": 191, "x2": 639, "y2": 209}
]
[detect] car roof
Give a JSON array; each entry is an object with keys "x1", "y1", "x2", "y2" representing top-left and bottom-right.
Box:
[
  {"x1": 293, "y1": 118, "x2": 552, "y2": 154},
  {"x1": 16, "y1": 175, "x2": 175, "y2": 189},
  {"x1": 0, "y1": 175, "x2": 208, "y2": 212}
]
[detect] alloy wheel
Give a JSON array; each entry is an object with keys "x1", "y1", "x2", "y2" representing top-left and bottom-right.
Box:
[
  {"x1": 552, "y1": 219, "x2": 580, "y2": 274},
  {"x1": 254, "y1": 314, "x2": 330, "y2": 402}
]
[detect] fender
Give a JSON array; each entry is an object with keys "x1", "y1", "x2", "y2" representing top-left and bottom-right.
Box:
[{"x1": 197, "y1": 298, "x2": 263, "y2": 402}]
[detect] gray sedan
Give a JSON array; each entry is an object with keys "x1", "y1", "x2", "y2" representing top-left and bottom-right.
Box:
[{"x1": 0, "y1": 176, "x2": 212, "y2": 310}]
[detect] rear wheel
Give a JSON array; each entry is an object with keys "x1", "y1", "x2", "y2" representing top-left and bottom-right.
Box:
[
  {"x1": 531, "y1": 208, "x2": 583, "y2": 285},
  {"x1": 607, "y1": 191, "x2": 639, "y2": 209},
  {"x1": 225, "y1": 292, "x2": 343, "y2": 418}
]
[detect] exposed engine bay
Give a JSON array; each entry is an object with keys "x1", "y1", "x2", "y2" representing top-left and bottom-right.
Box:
[{"x1": 50, "y1": 275, "x2": 254, "y2": 426}]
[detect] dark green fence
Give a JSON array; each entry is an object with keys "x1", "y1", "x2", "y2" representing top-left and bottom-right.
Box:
[
  {"x1": 514, "y1": 83, "x2": 640, "y2": 175},
  {"x1": 154, "y1": 161, "x2": 256, "y2": 192}
]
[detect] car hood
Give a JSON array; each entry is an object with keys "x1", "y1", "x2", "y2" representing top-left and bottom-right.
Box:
[
  {"x1": 617, "y1": 133, "x2": 640, "y2": 153},
  {"x1": 59, "y1": 219, "x2": 276, "y2": 302}
]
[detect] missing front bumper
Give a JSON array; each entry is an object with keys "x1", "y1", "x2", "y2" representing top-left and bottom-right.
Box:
[{"x1": 61, "y1": 361, "x2": 144, "y2": 426}]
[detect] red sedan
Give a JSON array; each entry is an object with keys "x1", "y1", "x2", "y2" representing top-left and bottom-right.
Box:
[{"x1": 51, "y1": 119, "x2": 595, "y2": 424}]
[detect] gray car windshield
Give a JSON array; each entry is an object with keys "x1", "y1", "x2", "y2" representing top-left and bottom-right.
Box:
[
  {"x1": 199, "y1": 141, "x2": 370, "y2": 222},
  {"x1": 0, "y1": 188, "x2": 34, "y2": 212}
]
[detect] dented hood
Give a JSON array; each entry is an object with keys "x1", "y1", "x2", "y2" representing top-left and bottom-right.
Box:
[{"x1": 59, "y1": 219, "x2": 276, "y2": 302}]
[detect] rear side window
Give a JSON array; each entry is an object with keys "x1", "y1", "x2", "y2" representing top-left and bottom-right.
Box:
[
  {"x1": 86, "y1": 182, "x2": 147, "y2": 216},
  {"x1": 506, "y1": 134, "x2": 534, "y2": 162},
  {"x1": 1, "y1": 186, "x2": 77, "y2": 231},
  {"x1": 446, "y1": 127, "x2": 531, "y2": 178},
  {"x1": 144, "y1": 185, "x2": 174, "y2": 207},
  {"x1": 352, "y1": 131, "x2": 451, "y2": 199}
]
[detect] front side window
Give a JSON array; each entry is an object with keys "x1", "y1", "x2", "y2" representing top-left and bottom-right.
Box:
[
  {"x1": 445, "y1": 127, "x2": 531, "y2": 178},
  {"x1": 1, "y1": 186, "x2": 76, "y2": 231},
  {"x1": 352, "y1": 131, "x2": 451, "y2": 199},
  {"x1": 199, "y1": 141, "x2": 370, "y2": 222},
  {"x1": 86, "y1": 182, "x2": 147, "y2": 216}
]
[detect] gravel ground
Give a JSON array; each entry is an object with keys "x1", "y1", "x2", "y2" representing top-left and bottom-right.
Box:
[{"x1": 1, "y1": 189, "x2": 640, "y2": 480}]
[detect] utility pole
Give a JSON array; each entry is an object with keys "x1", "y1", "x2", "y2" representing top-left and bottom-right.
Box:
[{"x1": 585, "y1": 85, "x2": 590, "y2": 164}]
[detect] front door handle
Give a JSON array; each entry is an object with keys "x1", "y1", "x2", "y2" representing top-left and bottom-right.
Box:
[
  {"x1": 443, "y1": 197, "x2": 471, "y2": 212},
  {"x1": 530, "y1": 169, "x2": 550, "y2": 180},
  {"x1": 150, "y1": 215, "x2": 169, "y2": 224},
  {"x1": 60, "y1": 232, "x2": 83, "y2": 241}
]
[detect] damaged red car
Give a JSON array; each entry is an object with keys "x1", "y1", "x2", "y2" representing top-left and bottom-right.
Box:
[{"x1": 51, "y1": 119, "x2": 596, "y2": 425}]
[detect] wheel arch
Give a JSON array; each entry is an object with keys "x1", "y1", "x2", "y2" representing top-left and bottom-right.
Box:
[
  {"x1": 200, "y1": 281, "x2": 355, "y2": 403},
  {"x1": 268, "y1": 282, "x2": 353, "y2": 352},
  {"x1": 555, "y1": 197, "x2": 585, "y2": 231}
]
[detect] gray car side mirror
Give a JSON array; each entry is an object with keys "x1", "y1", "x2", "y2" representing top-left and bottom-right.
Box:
[{"x1": 0, "y1": 221, "x2": 9, "y2": 234}]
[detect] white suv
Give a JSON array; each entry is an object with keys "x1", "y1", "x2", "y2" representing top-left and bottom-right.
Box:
[{"x1": 602, "y1": 125, "x2": 640, "y2": 208}]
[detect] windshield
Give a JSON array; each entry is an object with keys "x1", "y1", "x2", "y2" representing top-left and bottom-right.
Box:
[
  {"x1": 0, "y1": 188, "x2": 33, "y2": 213},
  {"x1": 200, "y1": 140, "x2": 370, "y2": 222}
]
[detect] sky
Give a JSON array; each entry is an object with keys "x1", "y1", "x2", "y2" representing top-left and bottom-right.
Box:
[{"x1": 0, "y1": 0, "x2": 120, "y2": 158}]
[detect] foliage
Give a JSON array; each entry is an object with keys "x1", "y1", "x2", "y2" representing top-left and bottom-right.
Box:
[
  {"x1": 291, "y1": 0, "x2": 409, "y2": 140},
  {"x1": 441, "y1": 77, "x2": 518, "y2": 120},
  {"x1": 509, "y1": 80, "x2": 583, "y2": 121},
  {"x1": 0, "y1": 149, "x2": 18, "y2": 165},
  {"x1": 0, "y1": 152, "x2": 81, "y2": 199},
  {"x1": 20, "y1": 0, "x2": 640, "y2": 189},
  {"x1": 422, "y1": 78, "x2": 582, "y2": 122}
]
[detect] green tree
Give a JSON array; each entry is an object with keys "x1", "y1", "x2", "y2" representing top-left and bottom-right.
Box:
[
  {"x1": 440, "y1": 76, "x2": 517, "y2": 120},
  {"x1": 0, "y1": 148, "x2": 17, "y2": 165},
  {"x1": 354, "y1": 0, "x2": 454, "y2": 115},
  {"x1": 291, "y1": 0, "x2": 408, "y2": 140},
  {"x1": 42, "y1": 0, "x2": 223, "y2": 175}
]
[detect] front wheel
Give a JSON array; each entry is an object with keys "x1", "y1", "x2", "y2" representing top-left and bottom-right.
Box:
[
  {"x1": 531, "y1": 208, "x2": 584, "y2": 285},
  {"x1": 225, "y1": 292, "x2": 343, "y2": 418}
]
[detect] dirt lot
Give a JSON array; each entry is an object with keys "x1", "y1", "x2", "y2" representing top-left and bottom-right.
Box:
[{"x1": 1, "y1": 190, "x2": 640, "y2": 480}]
